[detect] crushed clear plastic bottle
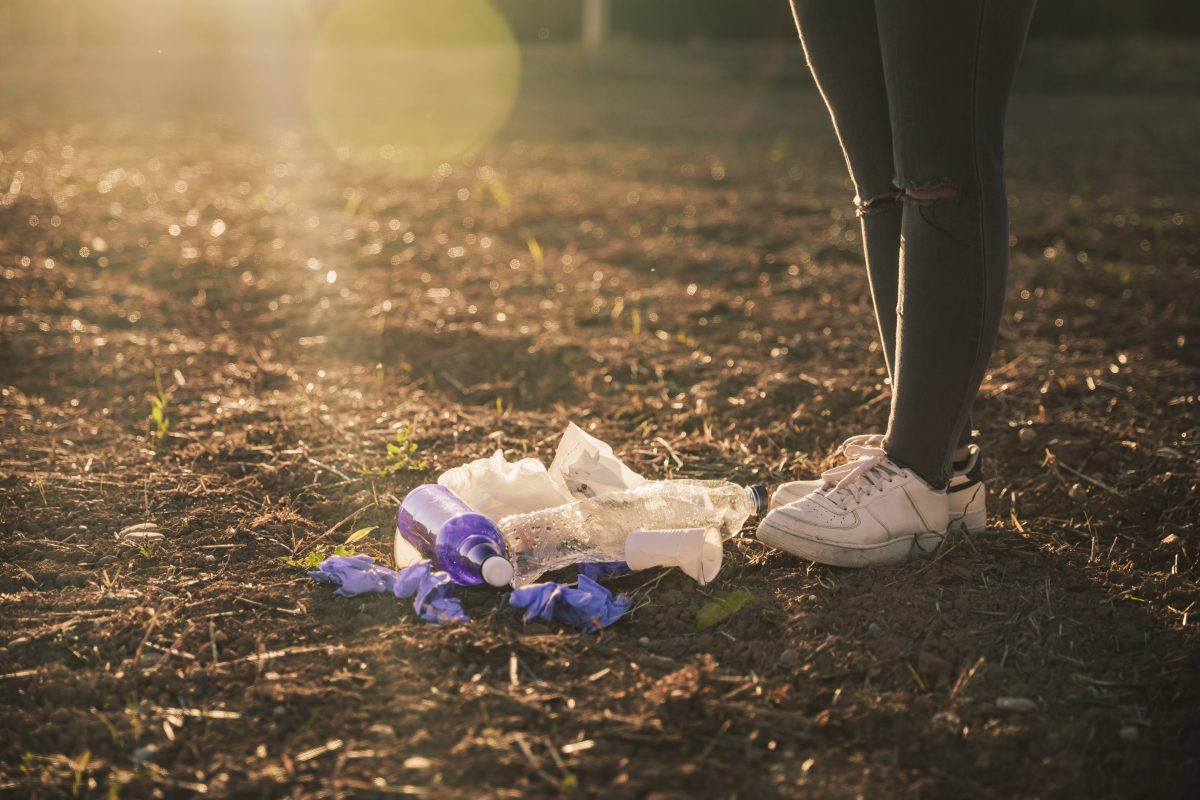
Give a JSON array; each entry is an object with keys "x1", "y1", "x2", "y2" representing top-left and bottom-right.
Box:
[{"x1": 498, "y1": 479, "x2": 767, "y2": 587}]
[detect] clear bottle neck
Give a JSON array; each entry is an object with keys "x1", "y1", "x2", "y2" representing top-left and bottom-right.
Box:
[{"x1": 744, "y1": 484, "x2": 768, "y2": 516}]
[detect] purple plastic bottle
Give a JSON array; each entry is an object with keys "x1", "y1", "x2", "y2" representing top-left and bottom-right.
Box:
[{"x1": 395, "y1": 484, "x2": 514, "y2": 587}]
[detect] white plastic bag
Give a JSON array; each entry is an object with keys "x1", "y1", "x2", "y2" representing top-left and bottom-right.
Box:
[
  {"x1": 436, "y1": 423, "x2": 646, "y2": 521},
  {"x1": 549, "y1": 422, "x2": 646, "y2": 499},
  {"x1": 438, "y1": 450, "x2": 574, "y2": 521}
]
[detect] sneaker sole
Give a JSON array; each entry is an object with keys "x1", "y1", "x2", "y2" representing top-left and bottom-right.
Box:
[{"x1": 756, "y1": 520, "x2": 944, "y2": 568}]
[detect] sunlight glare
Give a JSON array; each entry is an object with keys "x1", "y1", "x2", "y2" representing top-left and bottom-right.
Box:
[{"x1": 309, "y1": 0, "x2": 520, "y2": 176}]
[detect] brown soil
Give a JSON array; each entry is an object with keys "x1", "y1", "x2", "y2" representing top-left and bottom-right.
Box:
[{"x1": 1, "y1": 43, "x2": 1198, "y2": 798}]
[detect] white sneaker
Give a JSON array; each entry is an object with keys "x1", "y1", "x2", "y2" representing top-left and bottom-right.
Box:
[
  {"x1": 771, "y1": 437, "x2": 987, "y2": 534},
  {"x1": 769, "y1": 433, "x2": 883, "y2": 509},
  {"x1": 756, "y1": 442, "x2": 949, "y2": 567}
]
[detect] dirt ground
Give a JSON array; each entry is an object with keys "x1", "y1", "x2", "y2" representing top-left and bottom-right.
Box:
[{"x1": 2, "y1": 42, "x2": 1198, "y2": 798}]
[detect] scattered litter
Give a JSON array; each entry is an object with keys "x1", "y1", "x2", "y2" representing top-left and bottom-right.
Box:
[
  {"x1": 405, "y1": 423, "x2": 764, "y2": 588},
  {"x1": 309, "y1": 555, "x2": 468, "y2": 624},
  {"x1": 118, "y1": 522, "x2": 165, "y2": 541},
  {"x1": 577, "y1": 561, "x2": 630, "y2": 581},
  {"x1": 437, "y1": 422, "x2": 644, "y2": 520},
  {"x1": 625, "y1": 527, "x2": 722, "y2": 585},
  {"x1": 695, "y1": 588, "x2": 754, "y2": 630},
  {"x1": 509, "y1": 574, "x2": 632, "y2": 633},
  {"x1": 397, "y1": 484, "x2": 513, "y2": 587},
  {"x1": 549, "y1": 422, "x2": 647, "y2": 498},
  {"x1": 995, "y1": 696, "x2": 1038, "y2": 713},
  {"x1": 309, "y1": 557, "x2": 630, "y2": 632},
  {"x1": 499, "y1": 479, "x2": 765, "y2": 586},
  {"x1": 313, "y1": 424, "x2": 767, "y2": 632},
  {"x1": 438, "y1": 449, "x2": 573, "y2": 520}
]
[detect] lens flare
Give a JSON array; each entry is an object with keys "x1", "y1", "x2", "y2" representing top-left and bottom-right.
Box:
[{"x1": 309, "y1": 0, "x2": 520, "y2": 175}]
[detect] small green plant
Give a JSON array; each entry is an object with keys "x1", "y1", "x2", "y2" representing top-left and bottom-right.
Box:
[
  {"x1": 278, "y1": 544, "x2": 354, "y2": 570},
  {"x1": 278, "y1": 526, "x2": 376, "y2": 569},
  {"x1": 124, "y1": 695, "x2": 142, "y2": 740},
  {"x1": 72, "y1": 749, "x2": 91, "y2": 798},
  {"x1": 136, "y1": 539, "x2": 160, "y2": 560},
  {"x1": 360, "y1": 425, "x2": 429, "y2": 477},
  {"x1": 525, "y1": 235, "x2": 544, "y2": 271},
  {"x1": 148, "y1": 369, "x2": 172, "y2": 440}
]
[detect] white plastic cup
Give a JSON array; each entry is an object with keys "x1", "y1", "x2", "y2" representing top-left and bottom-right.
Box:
[{"x1": 624, "y1": 527, "x2": 723, "y2": 585}]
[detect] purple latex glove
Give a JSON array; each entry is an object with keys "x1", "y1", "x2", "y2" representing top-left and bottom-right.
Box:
[
  {"x1": 309, "y1": 555, "x2": 468, "y2": 624},
  {"x1": 577, "y1": 561, "x2": 630, "y2": 581},
  {"x1": 308, "y1": 554, "x2": 395, "y2": 597},
  {"x1": 388, "y1": 560, "x2": 470, "y2": 624},
  {"x1": 509, "y1": 574, "x2": 632, "y2": 633}
]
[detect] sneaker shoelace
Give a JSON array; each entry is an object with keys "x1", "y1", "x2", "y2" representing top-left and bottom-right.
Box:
[
  {"x1": 819, "y1": 443, "x2": 907, "y2": 510},
  {"x1": 837, "y1": 433, "x2": 884, "y2": 451}
]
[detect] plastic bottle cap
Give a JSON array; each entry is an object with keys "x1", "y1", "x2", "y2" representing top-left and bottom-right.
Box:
[{"x1": 481, "y1": 556, "x2": 514, "y2": 587}]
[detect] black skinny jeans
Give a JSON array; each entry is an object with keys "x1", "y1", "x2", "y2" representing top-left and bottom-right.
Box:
[{"x1": 790, "y1": 0, "x2": 1035, "y2": 488}]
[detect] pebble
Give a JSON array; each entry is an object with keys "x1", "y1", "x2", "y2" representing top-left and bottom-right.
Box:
[
  {"x1": 1018, "y1": 427, "x2": 1037, "y2": 448},
  {"x1": 1068, "y1": 483, "x2": 1087, "y2": 501},
  {"x1": 867, "y1": 622, "x2": 882, "y2": 634},
  {"x1": 638, "y1": 636, "x2": 651, "y2": 647},
  {"x1": 369, "y1": 723, "x2": 397, "y2": 739},
  {"x1": 1119, "y1": 725, "x2": 1139, "y2": 742},
  {"x1": 779, "y1": 648, "x2": 800, "y2": 666},
  {"x1": 131, "y1": 744, "x2": 159, "y2": 764},
  {"x1": 995, "y1": 696, "x2": 1038, "y2": 713}
]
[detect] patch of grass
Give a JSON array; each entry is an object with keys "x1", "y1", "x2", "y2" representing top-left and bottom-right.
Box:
[
  {"x1": 148, "y1": 369, "x2": 172, "y2": 441},
  {"x1": 71, "y1": 749, "x2": 90, "y2": 798},
  {"x1": 279, "y1": 528, "x2": 375, "y2": 570},
  {"x1": 360, "y1": 425, "x2": 429, "y2": 477},
  {"x1": 278, "y1": 543, "x2": 357, "y2": 570}
]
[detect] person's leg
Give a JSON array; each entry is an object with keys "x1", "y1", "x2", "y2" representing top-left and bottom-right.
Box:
[
  {"x1": 789, "y1": 0, "x2": 900, "y2": 381},
  {"x1": 875, "y1": 0, "x2": 1035, "y2": 487}
]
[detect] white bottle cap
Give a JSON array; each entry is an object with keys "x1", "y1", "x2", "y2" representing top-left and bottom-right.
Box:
[
  {"x1": 624, "y1": 527, "x2": 723, "y2": 585},
  {"x1": 481, "y1": 555, "x2": 515, "y2": 587}
]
